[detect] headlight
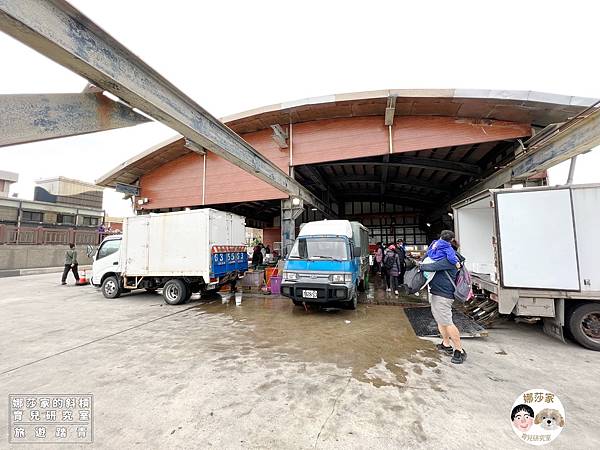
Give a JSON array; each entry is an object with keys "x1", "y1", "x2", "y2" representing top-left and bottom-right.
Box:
[
  {"x1": 284, "y1": 271, "x2": 298, "y2": 280},
  {"x1": 329, "y1": 274, "x2": 352, "y2": 283}
]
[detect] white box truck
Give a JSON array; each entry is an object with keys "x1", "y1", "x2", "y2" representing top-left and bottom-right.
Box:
[
  {"x1": 453, "y1": 184, "x2": 600, "y2": 350},
  {"x1": 91, "y1": 209, "x2": 248, "y2": 305}
]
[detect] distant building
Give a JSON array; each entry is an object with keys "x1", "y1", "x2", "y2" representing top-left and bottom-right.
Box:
[
  {"x1": 103, "y1": 216, "x2": 124, "y2": 232},
  {"x1": 34, "y1": 176, "x2": 103, "y2": 210},
  {"x1": 0, "y1": 174, "x2": 104, "y2": 229},
  {"x1": 0, "y1": 170, "x2": 18, "y2": 198}
]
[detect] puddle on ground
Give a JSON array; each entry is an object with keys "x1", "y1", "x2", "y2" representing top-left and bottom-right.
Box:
[
  {"x1": 362, "y1": 274, "x2": 430, "y2": 307},
  {"x1": 190, "y1": 289, "x2": 439, "y2": 388}
]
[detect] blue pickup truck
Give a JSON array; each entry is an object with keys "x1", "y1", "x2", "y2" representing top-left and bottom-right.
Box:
[{"x1": 280, "y1": 220, "x2": 369, "y2": 309}]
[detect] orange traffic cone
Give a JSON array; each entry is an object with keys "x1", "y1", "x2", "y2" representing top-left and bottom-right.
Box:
[{"x1": 77, "y1": 270, "x2": 90, "y2": 286}]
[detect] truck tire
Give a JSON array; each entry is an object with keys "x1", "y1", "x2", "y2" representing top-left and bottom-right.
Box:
[
  {"x1": 101, "y1": 276, "x2": 121, "y2": 299},
  {"x1": 163, "y1": 279, "x2": 188, "y2": 305},
  {"x1": 569, "y1": 303, "x2": 600, "y2": 351},
  {"x1": 345, "y1": 290, "x2": 358, "y2": 310}
]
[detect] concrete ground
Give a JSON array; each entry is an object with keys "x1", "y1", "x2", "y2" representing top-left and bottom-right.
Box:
[{"x1": 1, "y1": 273, "x2": 598, "y2": 449}]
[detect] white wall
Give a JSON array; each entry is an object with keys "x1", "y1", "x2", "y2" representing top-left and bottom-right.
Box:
[{"x1": 0, "y1": 245, "x2": 92, "y2": 270}]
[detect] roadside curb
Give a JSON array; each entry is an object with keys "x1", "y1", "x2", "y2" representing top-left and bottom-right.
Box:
[{"x1": 0, "y1": 265, "x2": 92, "y2": 278}]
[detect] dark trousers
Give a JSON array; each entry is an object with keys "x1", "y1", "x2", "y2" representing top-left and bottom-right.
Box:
[
  {"x1": 382, "y1": 268, "x2": 390, "y2": 288},
  {"x1": 390, "y1": 275, "x2": 400, "y2": 292},
  {"x1": 371, "y1": 261, "x2": 379, "y2": 274},
  {"x1": 62, "y1": 264, "x2": 80, "y2": 283},
  {"x1": 399, "y1": 265, "x2": 406, "y2": 285}
]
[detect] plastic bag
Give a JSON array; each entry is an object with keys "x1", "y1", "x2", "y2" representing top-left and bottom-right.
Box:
[{"x1": 404, "y1": 267, "x2": 427, "y2": 294}]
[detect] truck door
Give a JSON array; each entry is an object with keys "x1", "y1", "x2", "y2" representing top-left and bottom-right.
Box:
[
  {"x1": 92, "y1": 238, "x2": 121, "y2": 283},
  {"x1": 495, "y1": 188, "x2": 580, "y2": 290}
]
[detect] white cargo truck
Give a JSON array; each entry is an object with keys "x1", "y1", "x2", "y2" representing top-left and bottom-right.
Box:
[
  {"x1": 453, "y1": 184, "x2": 600, "y2": 350},
  {"x1": 91, "y1": 209, "x2": 248, "y2": 305}
]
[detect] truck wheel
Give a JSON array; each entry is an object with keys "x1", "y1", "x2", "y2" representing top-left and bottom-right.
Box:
[
  {"x1": 101, "y1": 276, "x2": 121, "y2": 299},
  {"x1": 569, "y1": 303, "x2": 600, "y2": 351},
  {"x1": 346, "y1": 290, "x2": 358, "y2": 310},
  {"x1": 163, "y1": 279, "x2": 188, "y2": 305}
]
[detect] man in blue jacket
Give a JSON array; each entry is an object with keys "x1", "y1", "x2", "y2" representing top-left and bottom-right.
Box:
[{"x1": 420, "y1": 254, "x2": 467, "y2": 364}]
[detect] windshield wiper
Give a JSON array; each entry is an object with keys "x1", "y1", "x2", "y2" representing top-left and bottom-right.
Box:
[{"x1": 309, "y1": 255, "x2": 341, "y2": 261}]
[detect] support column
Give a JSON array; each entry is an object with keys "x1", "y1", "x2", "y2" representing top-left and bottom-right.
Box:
[
  {"x1": 566, "y1": 155, "x2": 578, "y2": 185},
  {"x1": 281, "y1": 198, "x2": 304, "y2": 258},
  {"x1": 202, "y1": 153, "x2": 207, "y2": 205}
]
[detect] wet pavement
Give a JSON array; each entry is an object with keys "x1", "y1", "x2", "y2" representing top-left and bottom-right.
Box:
[
  {"x1": 360, "y1": 273, "x2": 430, "y2": 307},
  {"x1": 2, "y1": 273, "x2": 599, "y2": 448},
  {"x1": 194, "y1": 296, "x2": 439, "y2": 387}
]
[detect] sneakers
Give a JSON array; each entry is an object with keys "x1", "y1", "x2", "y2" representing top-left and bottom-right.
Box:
[
  {"x1": 61, "y1": 282, "x2": 67, "y2": 285},
  {"x1": 451, "y1": 349, "x2": 467, "y2": 364},
  {"x1": 386, "y1": 288, "x2": 391, "y2": 292},
  {"x1": 436, "y1": 342, "x2": 453, "y2": 355},
  {"x1": 394, "y1": 290, "x2": 399, "y2": 296}
]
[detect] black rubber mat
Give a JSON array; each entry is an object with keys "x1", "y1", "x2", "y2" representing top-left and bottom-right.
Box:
[{"x1": 403, "y1": 306, "x2": 487, "y2": 338}]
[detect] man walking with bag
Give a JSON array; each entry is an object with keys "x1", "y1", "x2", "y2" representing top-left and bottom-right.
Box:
[
  {"x1": 61, "y1": 243, "x2": 80, "y2": 285},
  {"x1": 419, "y1": 232, "x2": 467, "y2": 364}
]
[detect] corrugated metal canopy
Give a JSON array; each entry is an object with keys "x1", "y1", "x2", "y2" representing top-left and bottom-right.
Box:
[
  {"x1": 222, "y1": 89, "x2": 598, "y2": 133},
  {"x1": 96, "y1": 89, "x2": 598, "y2": 188}
]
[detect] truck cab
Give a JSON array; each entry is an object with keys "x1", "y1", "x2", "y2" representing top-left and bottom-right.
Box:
[
  {"x1": 91, "y1": 235, "x2": 122, "y2": 296},
  {"x1": 280, "y1": 220, "x2": 369, "y2": 309}
]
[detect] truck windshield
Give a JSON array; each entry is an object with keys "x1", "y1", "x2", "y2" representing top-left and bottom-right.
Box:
[{"x1": 288, "y1": 237, "x2": 349, "y2": 261}]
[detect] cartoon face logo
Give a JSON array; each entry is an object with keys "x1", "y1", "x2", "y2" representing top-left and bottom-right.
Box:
[
  {"x1": 512, "y1": 404, "x2": 535, "y2": 432},
  {"x1": 534, "y1": 409, "x2": 565, "y2": 431},
  {"x1": 510, "y1": 389, "x2": 566, "y2": 446}
]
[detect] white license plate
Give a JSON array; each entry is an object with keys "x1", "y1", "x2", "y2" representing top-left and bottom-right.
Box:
[{"x1": 302, "y1": 290, "x2": 318, "y2": 299}]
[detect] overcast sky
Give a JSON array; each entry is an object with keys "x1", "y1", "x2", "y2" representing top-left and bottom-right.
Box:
[{"x1": 2, "y1": 0, "x2": 599, "y2": 216}]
